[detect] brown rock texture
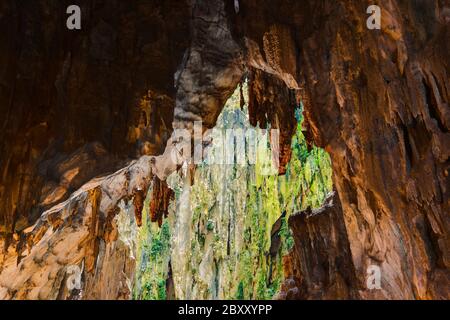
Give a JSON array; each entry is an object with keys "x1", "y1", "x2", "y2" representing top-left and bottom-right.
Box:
[
  {"x1": 149, "y1": 177, "x2": 173, "y2": 227},
  {"x1": 0, "y1": 156, "x2": 154, "y2": 299},
  {"x1": 296, "y1": 0, "x2": 450, "y2": 299},
  {"x1": 278, "y1": 192, "x2": 359, "y2": 300},
  {"x1": 234, "y1": 0, "x2": 449, "y2": 299},
  {"x1": 0, "y1": 0, "x2": 449, "y2": 299},
  {"x1": 248, "y1": 69, "x2": 298, "y2": 175},
  {"x1": 0, "y1": 0, "x2": 189, "y2": 235}
]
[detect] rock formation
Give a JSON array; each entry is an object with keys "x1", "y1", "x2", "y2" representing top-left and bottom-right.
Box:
[
  {"x1": 278, "y1": 191, "x2": 359, "y2": 300},
  {"x1": 0, "y1": 0, "x2": 448, "y2": 299}
]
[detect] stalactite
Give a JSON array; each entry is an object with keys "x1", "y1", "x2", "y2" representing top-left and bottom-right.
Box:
[{"x1": 149, "y1": 177, "x2": 174, "y2": 227}]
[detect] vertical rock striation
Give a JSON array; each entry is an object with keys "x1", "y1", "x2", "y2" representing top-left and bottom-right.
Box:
[
  {"x1": 279, "y1": 192, "x2": 359, "y2": 300},
  {"x1": 0, "y1": 0, "x2": 189, "y2": 236},
  {"x1": 296, "y1": 0, "x2": 450, "y2": 299},
  {"x1": 0, "y1": 0, "x2": 449, "y2": 299}
]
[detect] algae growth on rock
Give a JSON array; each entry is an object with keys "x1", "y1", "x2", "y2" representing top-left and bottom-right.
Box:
[{"x1": 133, "y1": 84, "x2": 333, "y2": 300}]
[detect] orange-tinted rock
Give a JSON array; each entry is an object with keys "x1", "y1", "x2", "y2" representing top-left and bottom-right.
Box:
[
  {"x1": 149, "y1": 177, "x2": 174, "y2": 227},
  {"x1": 278, "y1": 192, "x2": 360, "y2": 299},
  {"x1": 0, "y1": 0, "x2": 187, "y2": 236},
  {"x1": 0, "y1": 0, "x2": 448, "y2": 300}
]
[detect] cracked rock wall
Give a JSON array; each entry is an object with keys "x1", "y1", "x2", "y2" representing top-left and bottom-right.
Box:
[{"x1": 234, "y1": 0, "x2": 449, "y2": 299}]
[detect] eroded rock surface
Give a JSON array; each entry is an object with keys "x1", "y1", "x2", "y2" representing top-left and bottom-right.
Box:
[
  {"x1": 0, "y1": 0, "x2": 188, "y2": 235},
  {"x1": 0, "y1": 0, "x2": 449, "y2": 299},
  {"x1": 295, "y1": 0, "x2": 450, "y2": 299},
  {"x1": 234, "y1": 0, "x2": 449, "y2": 299},
  {"x1": 278, "y1": 192, "x2": 359, "y2": 300},
  {"x1": 0, "y1": 156, "x2": 153, "y2": 299}
]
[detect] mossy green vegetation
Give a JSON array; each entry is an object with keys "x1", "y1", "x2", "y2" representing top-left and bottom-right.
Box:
[
  {"x1": 133, "y1": 194, "x2": 172, "y2": 300},
  {"x1": 134, "y1": 84, "x2": 333, "y2": 300}
]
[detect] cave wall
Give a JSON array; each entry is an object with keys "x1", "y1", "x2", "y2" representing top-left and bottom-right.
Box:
[
  {"x1": 0, "y1": 0, "x2": 190, "y2": 299},
  {"x1": 234, "y1": 0, "x2": 449, "y2": 299},
  {"x1": 0, "y1": 0, "x2": 244, "y2": 299},
  {"x1": 297, "y1": 0, "x2": 449, "y2": 299},
  {"x1": 0, "y1": 0, "x2": 189, "y2": 236},
  {"x1": 0, "y1": 156, "x2": 153, "y2": 299},
  {"x1": 0, "y1": 0, "x2": 448, "y2": 299},
  {"x1": 278, "y1": 191, "x2": 359, "y2": 300}
]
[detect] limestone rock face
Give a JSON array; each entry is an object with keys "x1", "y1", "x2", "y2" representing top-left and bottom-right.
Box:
[
  {"x1": 248, "y1": 69, "x2": 298, "y2": 175},
  {"x1": 0, "y1": 0, "x2": 449, "y2": 299},
  {"x1": 235, "y1": 0, "x2": 449, "y2": 299},
  {"x1": 0, "y1": 0, "x2": 243, "y2": 300},
  {"x1": 278, "y1": 192, "x2": 359, "y2": 300},
  {"x1": 299, "y1": 1, "x2": 450, "y2": 299},
  {"x1": 0, "y1": 0, "x2": 189, "y2": 235},
  {"x1": 0, "y1": 156, "x2": 153, "y2": 299}
]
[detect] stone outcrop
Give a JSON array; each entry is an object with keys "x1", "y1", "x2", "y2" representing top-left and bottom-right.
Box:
[
  {"x1": 248, "y1": 69, "x2": 298, "y2": 175},
  {"x1": 0, "y1": 156, "x2": 153, "y2": 299},
  {"x1": 235, "y1": 0, "x2": 449, "y2": 299},
  {"x1": 0, "y1": 0, "x2": 189, "y2": 236},
  {"x1": 298, "y1": 0, "x2": 450, "y2": 299},
  {"x1": 278, "y1": 192, "x2": 359, "y2": 300}
]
